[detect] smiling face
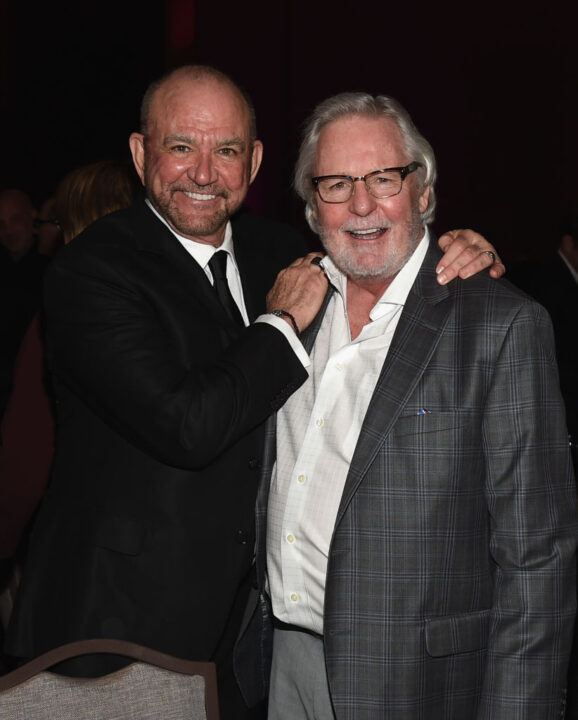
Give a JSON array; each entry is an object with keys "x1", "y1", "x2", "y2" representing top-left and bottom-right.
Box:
[
  {"x1": 130, "y1": 72, "x2": 262, "y2": 246},
  {"x1": 313, "y1": 114, "x2": 430, "y2": 281}
]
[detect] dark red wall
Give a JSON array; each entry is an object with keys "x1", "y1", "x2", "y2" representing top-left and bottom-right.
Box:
[{"x1": 2, "y1": 0, "x2": 576, "y2": 261}]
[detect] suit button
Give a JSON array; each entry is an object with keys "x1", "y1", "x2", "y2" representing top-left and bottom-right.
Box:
[
  {"x1": 248, "y1": 457, "x2": 261, "y2": 470},
  {"x1": 236, "y1": 529, "x2": 249, "y2": 545}
]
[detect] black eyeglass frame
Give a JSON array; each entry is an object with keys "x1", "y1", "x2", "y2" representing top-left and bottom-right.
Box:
[{"x1": 311, "y1": 161, "x2": 423, "y2": 203}]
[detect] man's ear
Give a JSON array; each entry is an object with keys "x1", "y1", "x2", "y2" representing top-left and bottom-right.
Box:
[
  {"x1": 249, "y1": 140, "x2": 263, "y2": 185},
  {"x1": 418, "y1": 185, "x2": 430, "y2": 214},
  {"x1": 311, "y1": 200, "x2": 319, "y2": 223},
  {"x1": 129, "y1": 133, "x2": 146, "y2": 186}
]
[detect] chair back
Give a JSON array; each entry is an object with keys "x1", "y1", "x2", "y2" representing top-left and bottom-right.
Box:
[{"x1": 0, "y1": 638, "x2": 220, "y2": 720}]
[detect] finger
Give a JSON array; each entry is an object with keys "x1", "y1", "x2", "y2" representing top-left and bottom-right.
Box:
[
  {"x1": 436, "y1": 230, "x2": 502, "y2": 284},
  {"x1": 455, "y1": 249, "x2": 497, "y2": 279},
  {"x1": 288, "y1": 252, "x2": 325, "y2": 268},
  {"x1": 435, "y1": 230, "x2": 466, "y2": 278},
  {"x1": 488, "y1": 260, "x2": 506, "y2": 278},
  {"x1": 436, "y1": 229, "x2": 462, "y2": 254},
  {"x1": 306, "y1": 252, "x2": 325, "y2": 265}
]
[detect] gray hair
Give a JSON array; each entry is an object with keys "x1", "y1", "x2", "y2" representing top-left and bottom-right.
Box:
[{"x1": 294, "y1": 92, "x2": 437, "y2": 232}]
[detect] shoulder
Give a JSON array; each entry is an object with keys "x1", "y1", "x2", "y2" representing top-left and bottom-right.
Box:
[
  {"x1": 50, "y1": 197, "x2": 164, "y2": 270},
  {"x1": 419, "y1": 243, "x2": 551, "y2": 336},
  {"x1": 441, "y1": 275, "x2": 558, "y2": 356}
]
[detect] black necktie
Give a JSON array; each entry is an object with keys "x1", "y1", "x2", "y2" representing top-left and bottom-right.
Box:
[{"x1": 208, "y1": 250, "x2": 245, "y2": 326}]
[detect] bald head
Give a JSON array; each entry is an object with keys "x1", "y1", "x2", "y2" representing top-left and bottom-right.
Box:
[
  {"x1": 140, "y1": 65, "x2": 257, "y2": 144},
  {"x1": 0, "y1": 188, "x2": 35, "y2": 214}
]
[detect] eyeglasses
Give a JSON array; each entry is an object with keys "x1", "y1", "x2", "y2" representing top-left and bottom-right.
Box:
[{"x1": 311, "y1": 161, "x2": 422, "y2": 204}]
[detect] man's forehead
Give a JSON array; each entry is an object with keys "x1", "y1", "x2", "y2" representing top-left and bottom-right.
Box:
[
  {"x1": 315, "y1": 115, "x2": 407, "y2": 172},
  {"x1": 150, "y1": 77, "x2": 250, "y2": 135},
  {"x1": 321, "y1": 114, "x2": 403, "y2": 146},
  {"x1": 0, "y1": 192, "x2": 33, "y2": 217}
]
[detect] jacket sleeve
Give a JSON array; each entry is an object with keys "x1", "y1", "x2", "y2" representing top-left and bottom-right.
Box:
[
  {"x1": 478, "y1": 299, "x2": 577, "y2": 719},
  {"x1": 44, "y1": 242, "x2": 307, "y2": 470}
]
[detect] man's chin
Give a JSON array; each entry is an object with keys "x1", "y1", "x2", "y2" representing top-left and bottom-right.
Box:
[
  {"x1": 324, "y1": 245, "x2": 390, "y2": 278},
  {"x1": 167, "y1": 205, "x2": 230, "y2": 240}
]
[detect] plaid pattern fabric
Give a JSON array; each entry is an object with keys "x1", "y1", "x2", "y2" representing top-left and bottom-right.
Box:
[{"x1": 256, "y1": 241, "x2": 577, "y2": 719}]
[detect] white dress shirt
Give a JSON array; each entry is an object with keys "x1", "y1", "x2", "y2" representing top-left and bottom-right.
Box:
[
  {"x1": 146, "y1": 200, "x2": 312, "y2": 367},
  {"x1": 559, "y1": 248, "x2": 578, "y2": 284},
  {"x1": 266, "y1": 231, "x2": 430, "y2": 635},
  {"x1": 145, "y1": 199, "x2": 249, "y2": 325}
]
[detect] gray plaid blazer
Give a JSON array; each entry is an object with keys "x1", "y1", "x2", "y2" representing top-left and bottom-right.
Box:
[{"x1": 239, "y1": 239, "x2": 577, "y2": 719}]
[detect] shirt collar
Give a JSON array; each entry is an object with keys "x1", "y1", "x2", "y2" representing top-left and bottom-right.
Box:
[{"x1": 558, "y1": 248, "x2": 578, "y2": 284}]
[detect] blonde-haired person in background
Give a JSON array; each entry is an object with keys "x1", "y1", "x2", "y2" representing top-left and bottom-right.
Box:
[
  {"x1": 0, "y1": 159, "x2": 140, "y2": 669},
  {"x1": 54, "y1": 159, "x2": 140, "y2": 244}
]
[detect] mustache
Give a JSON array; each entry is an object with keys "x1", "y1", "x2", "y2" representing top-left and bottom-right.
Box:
[
  {"x1": 338, "y1": 215, "x2": 392, "y2": 234},
  {"x1": 172, "y1": 183, "x2": 230, "y2": 199}
]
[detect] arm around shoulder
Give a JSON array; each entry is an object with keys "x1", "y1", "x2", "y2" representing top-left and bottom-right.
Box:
[{"x1": 44, "y1": 243, "x2": 308, "y2": 469}]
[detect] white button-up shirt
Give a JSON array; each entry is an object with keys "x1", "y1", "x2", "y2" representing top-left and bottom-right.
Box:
[
  {"x1": 146, "y1": 199, "x2": 249, "y2": 325},
  {"x1": 266, "y1": 231, "x2": 430, "y2": 634}
]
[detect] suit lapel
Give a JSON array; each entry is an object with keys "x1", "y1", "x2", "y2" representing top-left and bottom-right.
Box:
[
  {"x1": 300, "y1": 287, "x2": 335, "y2": 353},
  {"x1": 336, "y1": 240, "x2": 453, "y2": 522},
  {"x1": 232, "y1": 218, "x2": 261, "y2": 321},
  {"x1": 131, "y1": 197, "x2": 244, "y2": 336}
]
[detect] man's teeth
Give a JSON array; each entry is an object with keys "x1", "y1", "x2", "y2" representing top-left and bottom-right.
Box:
[
  {"x1": 349, "y1": 227, "x2": 386, "y2": 236},
  {"x1": 184, "y1": 191, "x2": 216, "y2": 201}
]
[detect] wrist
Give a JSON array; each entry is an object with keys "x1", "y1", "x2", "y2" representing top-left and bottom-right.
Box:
[{"x1": 267, "y1": 309, "x2": 300, "y2": 336}]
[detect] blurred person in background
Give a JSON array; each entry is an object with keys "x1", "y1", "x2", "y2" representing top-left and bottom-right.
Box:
[
  {"x1": 0, "y1": 189, "x2": 48, "y2": 420},
  {"x1": 0, "y1": 160, "x2": 140, "y2": 669}
]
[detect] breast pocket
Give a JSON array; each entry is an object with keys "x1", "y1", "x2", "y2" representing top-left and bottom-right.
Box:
[
  {"x1": 425, "y1": 609, "x2": 491, "y2": 657},
  {"x1": 386, "y1": 410, "x2": 483, "y2": 492},
  {"x1": 391, "y1": 410, "x2": 472, "y2": 438}
]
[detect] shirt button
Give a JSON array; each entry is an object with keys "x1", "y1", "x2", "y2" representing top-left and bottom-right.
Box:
[
  {"x1": 290, "y1": 593, "x2": 299, "y2": 603},
  {"x1": 316, "y1": 418, "x2": 325, "y2": 428},
  {"x1": 236, "y1": 529, "x2": 249, "y2": 545},
  {"x1": 297, "y1": 474, "x2": 306, "y2": 484},
  {"x1": 248, "y1": 457, "x2": 261, "y2": 470},
  {"x1": 335, "y1": 362, "x2": 344, "y2": 371},
  {"x1": 286, "y1": 534, "x2": 295, "y2": 544}
]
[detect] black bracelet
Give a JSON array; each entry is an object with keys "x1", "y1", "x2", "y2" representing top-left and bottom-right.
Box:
[{"x1": 268, "y1": 310, "x2": 300, "y2": 336}]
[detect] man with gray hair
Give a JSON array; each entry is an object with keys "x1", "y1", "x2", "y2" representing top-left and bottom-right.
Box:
[{"x1": 238, "y1": 93, "x2": 577, "y2": 719}]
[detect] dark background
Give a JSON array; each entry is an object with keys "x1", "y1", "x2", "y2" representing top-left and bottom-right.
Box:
[{"x1": 1, "y1": 0, "x2": 576, "y2": 261}]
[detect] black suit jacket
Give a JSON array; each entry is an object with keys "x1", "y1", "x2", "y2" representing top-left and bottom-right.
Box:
[{"x1": 6, "y1": 197, "x2": 308, "y2": 664}]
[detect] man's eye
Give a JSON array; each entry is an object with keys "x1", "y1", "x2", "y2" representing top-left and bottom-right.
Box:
[
  {"x1": 171, "y1": 145, "x2": 190, "y2": 153},
  {"x1": 328, "y1": 180, "x2": 348, "y2": 191},
  {"x1": 218, "y1": 147, "x2": 237, "y2": 157}
]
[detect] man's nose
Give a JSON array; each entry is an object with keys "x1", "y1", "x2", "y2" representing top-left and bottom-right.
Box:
[
  {"x1": 187, "y1": 151, "x2": 217, "y2": 186},
  {"x1": 348, "y1": 181, "x2": 377, "y2": 216}
]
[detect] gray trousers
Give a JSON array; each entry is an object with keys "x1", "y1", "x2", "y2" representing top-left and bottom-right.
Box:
[{"x1": 268, "y1": 627, "x2": 336, "y2": 720}]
